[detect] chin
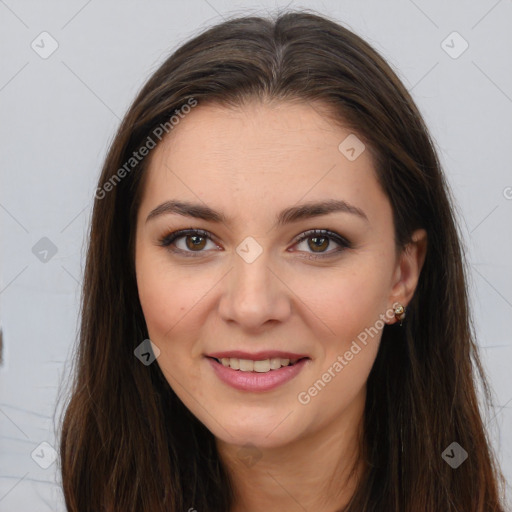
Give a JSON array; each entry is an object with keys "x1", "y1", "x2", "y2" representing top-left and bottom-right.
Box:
[{"x1": 209, "y1": 417, "x2": 302, "y2": 450}]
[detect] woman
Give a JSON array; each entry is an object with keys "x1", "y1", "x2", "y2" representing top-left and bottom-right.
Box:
[{"x1": 59, "y1": 10, "x2": 507, "y2": 511}]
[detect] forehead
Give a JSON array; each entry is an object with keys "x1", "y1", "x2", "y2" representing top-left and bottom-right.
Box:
[{"x1": 138, "y1": 100, "x2": 390, "y2": 228}]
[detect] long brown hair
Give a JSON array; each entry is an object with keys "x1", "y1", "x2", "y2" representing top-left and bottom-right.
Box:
[{"x1": 59, "y1": 9, "x2": 507, "y2": 511}]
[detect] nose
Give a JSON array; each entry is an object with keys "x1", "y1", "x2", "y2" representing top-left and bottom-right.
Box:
[{"x1": 217, "y1": 245, "x2": 292, "y2": 331}]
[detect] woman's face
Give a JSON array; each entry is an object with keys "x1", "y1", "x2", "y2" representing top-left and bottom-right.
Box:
[{"x1": 135, "y1": 100, "x2": 421, "y2": 449}]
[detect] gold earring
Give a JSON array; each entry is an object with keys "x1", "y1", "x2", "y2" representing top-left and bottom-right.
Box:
[{"x1": 394, "y1": 304, "x2": 405, "y2": 326}]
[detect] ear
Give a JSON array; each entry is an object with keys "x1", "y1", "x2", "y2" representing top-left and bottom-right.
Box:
[{"x1": 386, "y1": 229, "x2": 427, "y2": 324}]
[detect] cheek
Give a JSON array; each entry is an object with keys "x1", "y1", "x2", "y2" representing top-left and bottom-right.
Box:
[
  {"x1": 136, "y1": 261, "x2": 200, "y2": 387},
  {"x1": 295, "y1": 283, "x2": 384, "y2": 422},
  {"x1": 291, "y1": 260, "x2": 390, "y2": 406},
  {"x1": 135, "y1": 249, "x2": 221, "y2": 389},
  {"x1": 136, "y1": 247, "x2": 202, "y2": 340},
  {"x1": 297, "y1": 263, "x2": 390, "y2": 344},
  {"x1": 137, "y1": 267, "x2": 176, "y2": 340}
]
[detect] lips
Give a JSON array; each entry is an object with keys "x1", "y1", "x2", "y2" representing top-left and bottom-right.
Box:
[
  {"x1": 206, "y1": 350, "x2": 309, "y2": 361},
  {"x1": 207, "y1": 355, "x2": 310, "y2": 391}
]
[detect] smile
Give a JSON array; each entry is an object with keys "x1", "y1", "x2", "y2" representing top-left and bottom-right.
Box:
[
  {"x1": 212, "y1": 356, "x2": 306, "y2": 372},
  {"x1": 206, "y1": 356, "x2": 310, "y2": 392}
]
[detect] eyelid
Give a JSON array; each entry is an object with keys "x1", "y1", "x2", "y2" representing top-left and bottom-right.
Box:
[
  {"x1": 158, "y1": 228, "x2": 351, "y2": 258},
  {"x1": 159, "y1": 228, "x2": 220, "y2": 257},
  {"x1": 293, "y1": 229, "x2": 351, "y2": 251}
]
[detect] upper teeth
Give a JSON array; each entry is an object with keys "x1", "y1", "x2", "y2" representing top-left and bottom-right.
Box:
[{"x1": 219, "y1": 357, "x2": 299, "y2": 372}]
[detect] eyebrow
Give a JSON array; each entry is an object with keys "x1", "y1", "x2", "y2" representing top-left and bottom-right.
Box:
[{"x1": 145, "y1": 199, "x2": 368, "y2": 227}]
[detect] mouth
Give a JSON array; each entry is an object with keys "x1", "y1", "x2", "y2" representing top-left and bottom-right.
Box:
[
  {"x1": 206, "y1": 354, "x2": 311, "y2": 392},
  {"x1": 206, "y1": 355, "x2": 310, "y2": 373}
]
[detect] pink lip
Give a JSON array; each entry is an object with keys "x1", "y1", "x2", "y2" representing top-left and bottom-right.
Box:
[
  {"x1": 207, "y1": 350, "x2": 309, "y2": 360},
  {"x1": 206, "y1": 356, "x2": 310, "y2": 392}
]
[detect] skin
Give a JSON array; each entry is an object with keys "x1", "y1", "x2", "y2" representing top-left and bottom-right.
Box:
[{"x1": 135, "y1": 99, "x2": 427, "y2": 512}]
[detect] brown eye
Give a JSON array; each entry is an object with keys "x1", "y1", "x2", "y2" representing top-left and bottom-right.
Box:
[
  {"x1": 307, "y1": 235, "x2": 330, "y2": 252},
  {"x1": 159, "y1": 228, "x2": 351, "y2": 259},
  {"x1": 159, "y1": 229, "x2": 217, "y2": 257},
  {"x1": 294, "y1": 229, "x2": 351, "y2": 258},
  {"x1": 185, "y1": 234, "x2": 207, "y2": 251}
]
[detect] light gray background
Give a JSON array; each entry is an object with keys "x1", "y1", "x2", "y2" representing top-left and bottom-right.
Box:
[{"x1": 1, "y1": 0, "x2": 511, "y2": 510}]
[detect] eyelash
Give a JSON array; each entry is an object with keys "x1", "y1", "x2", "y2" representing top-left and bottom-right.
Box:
[{"x1": 158, "y1": 228, "x2": 352, "y2": 259}]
